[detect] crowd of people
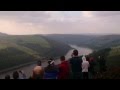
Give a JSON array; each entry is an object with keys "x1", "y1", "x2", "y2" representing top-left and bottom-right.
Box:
[{"x1": 4, "y1": 49, "x2": 106, "y2": 79}]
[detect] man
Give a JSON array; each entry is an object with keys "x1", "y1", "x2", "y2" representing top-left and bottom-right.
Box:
[
  {"x1": 32, "y1": 60, "x2": 44, "y2": 79},
  {"x1": 82, "y1": 56, "x2": 90, "y2": 79},
  {"x1": 58, "y1": 56, "x2": 70, "y2": 79},
  {"x1": 89, "y1": 57, "x2": 96, "y2": 77},
  {"x1": 98, "y1": 56, "x2": 106, "y2": 73},
  {"x1": 5, "y1": 75, "x2": 10, "y2": 79},
  {"x1": 19, "y1": 70, "x2": 27, "y2": 79},
  {"x1": 13, "y1": 71, "x2": 19, "y2": 79},
  {"x1": 69, "y1": 49, "x2": 82, "y2": 79},
  {"x1": 44, "y1": 59, "x2": 59, "y2": 79}
]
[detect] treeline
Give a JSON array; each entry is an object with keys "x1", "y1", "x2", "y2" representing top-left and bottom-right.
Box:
[
  {"x1": 90, "y1": 48, "x2": 111, "y2": 59},
  {"x1": 89, "y1": 47, "x2": 120, "y2": 79}
]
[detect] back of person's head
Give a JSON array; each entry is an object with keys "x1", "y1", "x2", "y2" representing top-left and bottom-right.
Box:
[
  {"x1": 5, "y1": 75, "x2": 10, "y2": 79},
  {"x1": 37, "y1": 60, "x2": 41, "y2": 66},
  {"x1": 86, "y1": 56, "x2": 90, "y2": 62},
  {"x1": 48, "y1": 60, "x2": 51, "y2": 65},
  {"x1": 19, "y1": 70, "x2": 22, "y2": 73},
  {"x1": 73, "y1": 49, "x2": 78, "y2": 56},
  {"x1": 48, "y1": 59, "x2": 55, "y2": 66},
  {"x1": 60, "y1": 56, "x2": 65, "y2": 61},
  {"x1": 50, "y1": 58, "x2": 53, "y2": 61},
  {"x1": 19, "y1": 70, "x2": 25, "y2": 75},
  {"x1": 13, "y1": 71, "x2": 19, "y2": 79},
  {"x1": 82, "y1": 55, "x2": 86, "y2": 61},
  {"x1": 90, "y1": 57, "x2": 94, "y2": 61}
]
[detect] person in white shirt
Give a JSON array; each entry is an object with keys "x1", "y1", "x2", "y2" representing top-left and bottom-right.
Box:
[{"x1": 82, "y1": 55, "x2": 90, "y2": 79}]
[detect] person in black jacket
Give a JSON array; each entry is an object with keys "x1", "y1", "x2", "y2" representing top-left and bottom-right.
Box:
[{"x1": 69, "y1": 49, "x2": 83, "y2": 79}]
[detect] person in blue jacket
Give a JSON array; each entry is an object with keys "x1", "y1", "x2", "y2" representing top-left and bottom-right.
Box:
[{"x1": 44, "y1": 59, "x2": 59, "y2": 79}]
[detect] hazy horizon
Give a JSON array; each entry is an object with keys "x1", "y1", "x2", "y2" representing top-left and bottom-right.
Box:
[
  {"x1": 0, "y1": 11, "x2": 120, "y2": 35},
  {"x1": 1, "y1": 32, "x2": 120, "y2": 36}
]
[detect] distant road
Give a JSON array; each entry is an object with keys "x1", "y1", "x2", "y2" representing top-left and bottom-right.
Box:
[{"x1": 0, "y1": 45, "x2": 93, "y2": 79}]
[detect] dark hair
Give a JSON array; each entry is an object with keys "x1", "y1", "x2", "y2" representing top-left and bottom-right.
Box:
[
  {"x1": 5, "y1": 75, "x2": 10, "y2": 79},
  {"x1": 60, "y1": 56, "x2": 65, "y2": 61},
  {"x1": 19, "y1": 70, "x2": 22, "y2": 73},
  {"x1": 73, "y1": 49, "x2": 78, "y2": 56},
  {"x1": 37, "y1": 60, "x2": 41, "y2": 66},
  {"x1": 50, "y1": 58, "x2": 53, "y2": 61},
  {"x1": 86, "y1": 56, "x2": 90, "y2": 62},
  {"x1": 48, "y1": 60, "x2": 51, "y2": 65},
  {"x1": 13, "y1": 71, "x2": 19, "y2": 79}
]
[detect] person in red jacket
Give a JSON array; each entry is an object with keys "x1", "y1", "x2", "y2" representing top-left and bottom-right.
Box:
[{"x1": 58, "y1": 56, "x2": 70, "y2": 79}]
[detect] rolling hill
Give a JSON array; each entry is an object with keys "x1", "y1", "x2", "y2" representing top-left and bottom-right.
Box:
[
  {"x1": 45, "y1": 34, "x2": 120, "y2": 79},
  {"x1": 89, "y1": 46, "x2": 120, "y2": 79},
  {"x1": 0, "y1": 33, "x2": 71, "y2": 70},
  {"x1": 45, "y1": 34, "x2": 120, "y2": 50}
]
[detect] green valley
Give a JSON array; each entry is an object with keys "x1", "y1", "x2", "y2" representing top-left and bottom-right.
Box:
[{"x1": 0, "y1": 33, "x2": 71, "y2": 70}]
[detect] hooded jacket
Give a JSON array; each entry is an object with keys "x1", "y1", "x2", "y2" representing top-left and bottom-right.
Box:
[{"x1": 82, "y1": 56, "x2": 90, "y2": 72}]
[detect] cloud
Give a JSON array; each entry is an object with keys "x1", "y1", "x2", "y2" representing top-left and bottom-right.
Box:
[
  {"x1": 0, "y1": 11, "x2": 120, "y2": 35},
  {"x1": 92, "y1": 11, "x2": 120, "y2": 17},
  {"x1": 0, "y1": 17, "x2": 45, "y2": 35}
]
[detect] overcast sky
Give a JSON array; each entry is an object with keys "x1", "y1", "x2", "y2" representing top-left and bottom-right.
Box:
[{"x1": 0, "y1": 11, "x2": 120, "y2": 35}]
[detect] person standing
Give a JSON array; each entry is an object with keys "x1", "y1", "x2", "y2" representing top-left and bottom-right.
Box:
[
  {"x1": 13, "y1": 71, "x2": 19, "y2": 79},
  {"x1": 19, "y1": 70, "x2": 27, "y2": 79},
  {"x1": 98, "y1": 56, "x2": 107, "y2": 73},
  {"x1": 69, "y1": 49, "x2": 83, "y2": 79},
  {"x1": 44, "y1": 59, "x2": 59, "y2": 79},
  {"x1": 82, "y1": 56, "x2": 90, "y2": 79},
  {"x1": 89, "y1": 57, "x2": 96, "y2": 78},
  {"x1": 58, "y1": 56, "x2": 70, "y2": 79},
  {"x1": 5, "y1": 75, "x2": 10, "y2": 79},
  {"x1": 32, "y1": 60, "x2": 44, "y2": 79}
]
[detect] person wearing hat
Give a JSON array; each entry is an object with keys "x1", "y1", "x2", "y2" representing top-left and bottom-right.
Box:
[{"x1": 44, "y1": 59, "x2": 59, "y2": 79}]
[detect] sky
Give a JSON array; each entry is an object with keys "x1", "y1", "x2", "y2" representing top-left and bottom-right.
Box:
[{"x1": 0, "y1": 11, "x2": 120, "y2": 35}]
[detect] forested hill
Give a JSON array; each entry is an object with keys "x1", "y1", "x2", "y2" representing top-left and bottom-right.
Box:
[
  {"x1": 0, "y1": 33, "x2": 71, "y2": 70},
  {"x1": 45, "y1": 34, "x2": 120, "y2": 50}
]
